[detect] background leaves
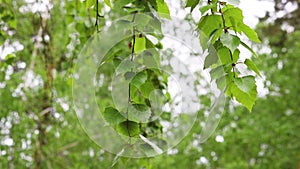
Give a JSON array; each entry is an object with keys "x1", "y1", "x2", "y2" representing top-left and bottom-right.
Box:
[{"x1": 1, "y1": 0, "x2": 299, "y2": 168}]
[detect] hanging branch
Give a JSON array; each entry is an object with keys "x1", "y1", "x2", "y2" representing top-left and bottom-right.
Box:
[
  {"x1": 95, "y1": 0, "x2": 103, "y2": 32},
  {"x1": 125, "y1": 11, "x2": 138, "y2": 142},
  {"x1": 218, "y1": 2, "x2": 236, "y2": 78}
]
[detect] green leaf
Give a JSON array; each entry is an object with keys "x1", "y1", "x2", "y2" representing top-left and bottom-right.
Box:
[
  {"x1": 86, "y1": 0, "x2": 95, "y2": 8},
  {"x1": 233, "y1": 49, "x2": 240, "y2": 62},
  {"x1": 199, "y1": 31, "x2": 210, "y2": 50},
  {"x1": 141, "y1": 50, "x2": 160, "y2": 68},
  {"x1": 244, "y1": 59, "x2": 262, "y2": 77},
  {"x1": 156, "y1": 0, "x2": 171, "y2": 19},
  {"x1": 218, "y1": 47, "x2": 232, "y2": 65},
  {"x1": 211, "y1": 28, "x2": 223, "y2": 44},
  {"x1": 128, "y1": 104, "x2": 151, "y2": 123},
  {"x1": 113, "y1": 57, "x2": 122, "y2": 68},
  {"x1": 230, "y1": 76, "x2": 257, "y2": 111},
  {"x1": 114, "y1": 0, "x2": 135, "y2": 9},
  {"x1": 210, "y1": 65, "x2": 226, "y2": 80},
  {"x1": 235, "y1": 76, "x2": 256, "y2": 93},
  {"x1": 211, "y1": 0, "x2": 218, "y2": 12},
  {"x1": 198, "y1": 15, "x2": 223, "y2": 37},
  {"x1": 186, "y1": 0, "x2": 200, "y2": 12},
  {"x1": 116, "y1": 121, "x2": 140, "y2": 137},
  {"x1": 104, "y1": 0, "x2": 112, "y2": 7},
  {"x1": 134, "y1": 14, "x2": 152, "y2": 31},
  {"x1": 148, "y1": 18, "x2": 163, "y2": 36},
  {"x1": 140, "y1": 81, "x2": 155, "y2": 98},
  {"x1": 239, "y1": 23, "x2": 261, "y2": 43},
  {"x1": 220, "y1": 33, "x2": 240, "y2": 53},
  {"x1": 204, "y1": 45, "x2": 219, "y2": 69},
  {"x1": 149, "y1": 90, "x2": 166, "y2": 118},
  {"x1": 129, "y1": 85, "x2": 144, "y2": 104},
  {"x1": 223, "y1": 7, "x2": 243, "y2": 31},
  {"x1": 102, "y1": 107, "x2": 126, "y2": 125},
  {"x1": 200, "y1": 4, "x2": 214, "y2": 14},
  {"x1": 240, "y1": 41, "x2": 258, "y2": 57},
  {"x1": 216, "y1": 76, "x2": 226, "y2": 91},
  {"x1": 131, "y1": 71, "x2": 147, "y2": 88},
  {"x1": 134, "y1": 37, "x2": 146, "y2": 53},
  {"x1": 116, "y1": 60, "x2": 135, "y2": 74}
]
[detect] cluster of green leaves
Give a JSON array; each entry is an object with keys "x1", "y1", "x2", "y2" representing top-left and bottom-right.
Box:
[
  {"x1": 87, "y1": 0, "x2": 172, "y2": 143},
  {"x1": 0, "y1": 0, "x2": 112, "y2": 168},
  {"x1": 0, "y1": 0, "x2": 266, "y2": 168},
  {"x1": 187, "y1": 0, "x2": 261, "y2": 111},
  {"x1": 108, "y1": 28, "x2": 300, "y2": 169},
  {"x1": 101, "y1": 67, "x2": 168, "y2": 138}
]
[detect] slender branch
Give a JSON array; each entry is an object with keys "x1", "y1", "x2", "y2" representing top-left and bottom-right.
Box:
[
  {"x1": 95, "y1": 0, "x2": 103, "y2": 32},
  {"x1": 131, "y1": 13, "x2": 137, "y2": 61},
  {"x1": 125, "y1": 11, "x2": 138, "y2": 142},
  {"x1": 219, "y1": 2, "x2": 236, "y2": 78},
  {"x1": 219, "y1": 2, "x2": 228, "y2": 33}
]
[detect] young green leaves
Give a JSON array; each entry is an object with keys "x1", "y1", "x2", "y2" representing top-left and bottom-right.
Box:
[{"x1": 195, "y1": 1, "x2": 261, "y2": 111}]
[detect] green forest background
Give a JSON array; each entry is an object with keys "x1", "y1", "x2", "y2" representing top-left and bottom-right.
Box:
[{"x1": 0, "y1": 0, "x2": 300, "y2": 168}]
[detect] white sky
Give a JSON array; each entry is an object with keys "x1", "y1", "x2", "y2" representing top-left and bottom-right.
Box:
[{"x1": 239, "y1": 0, "x2": 275, "y2": 27}]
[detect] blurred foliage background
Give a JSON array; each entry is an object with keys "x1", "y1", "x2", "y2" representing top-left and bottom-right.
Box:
[{"x1": 0, "y1": 0, "x2": 299, "y2": 168}]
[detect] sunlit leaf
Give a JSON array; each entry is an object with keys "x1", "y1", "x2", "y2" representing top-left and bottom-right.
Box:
[
  {"x1": 134, "y1": 37, "x2": 146, "y2": 53},
  {"x1": 218, "y1": 47, "x2": 232, "y2": 65},
  {"x1": 186, "y1": 0, "x2": 200, "y2": 12},
  {"x1": 223, "y1": 7, "x2": 243, "y2": 31},
  {"x1": 86, "y1": 0, "x2": 95, "y2": 8},
  {"x1": 244, "y1": 59, "x2": 262, "y2": 77},
  {"x1": 233, "y1": 49, "x2": 240, "y2": 62},
  {"x1": 239, "y1": 23, "x2": 261, "y2": 43},
  {"x1": 198, "y1": 15, "x2": 223, "y2": 37},
  {"x1": 235, "y1": 76, "x2": 256, "y2": 93},
  {"x1": 230, "y1": 76, "x2": 257, "y2": 111},
  {"x1": 211, "y1": 28, "x2": 223, "y2": 44},
  {"x1": 156, "y1": 0, "x2": 171, "y2": 19}
]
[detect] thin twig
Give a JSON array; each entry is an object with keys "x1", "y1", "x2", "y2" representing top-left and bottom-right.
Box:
[
  {"x1": 95, "y1": 0, "x2": 103, "y2": 32},
  {"x1": 219, "y1": 2, "x2": 236, "y2": 77},
  {"x1": 126, "y1": 11, "x2": 138, "y2": 142}
]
